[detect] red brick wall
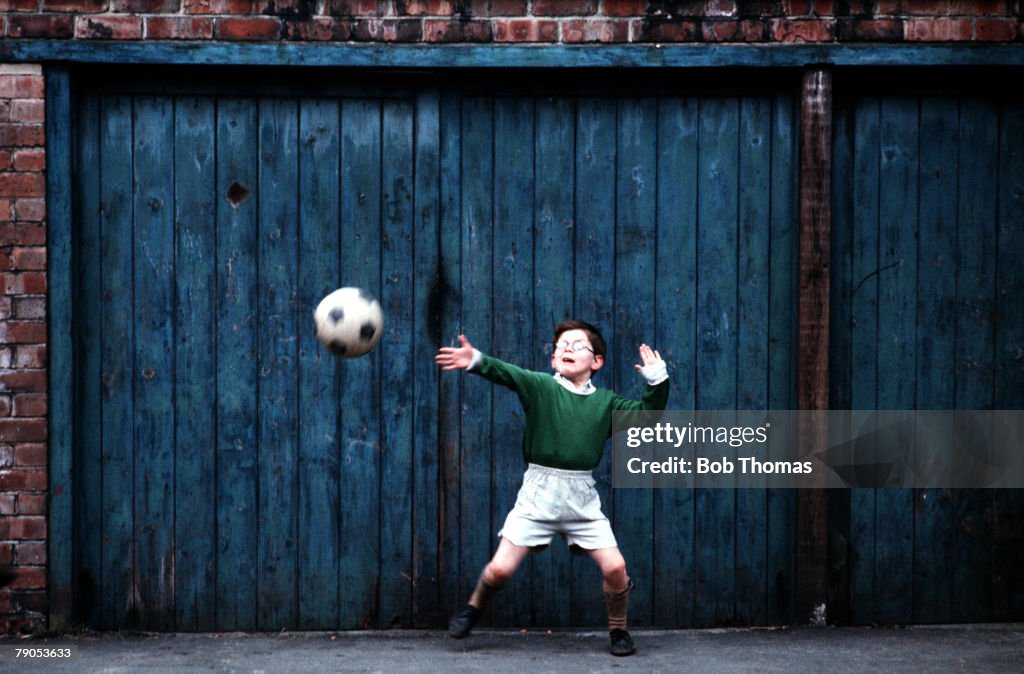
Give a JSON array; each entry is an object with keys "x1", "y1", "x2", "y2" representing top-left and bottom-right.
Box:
[
  {"x1": 0, "y1": 1, "x2": 1021, "y2": 43},
  {"x1": 0, "y1": 64, "x2": 48, "y2": 636},
  {"x1": 0, "y1": 0, "x2": 1021, "y2": 636}
]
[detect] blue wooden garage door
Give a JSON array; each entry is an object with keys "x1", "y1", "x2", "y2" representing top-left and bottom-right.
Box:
[
  {"x1": 68, "y1": 73, "x2": 799, "y2": 630},
  {"x1": 830, "y1": 82, "x2": 1024, "y2": 624}
]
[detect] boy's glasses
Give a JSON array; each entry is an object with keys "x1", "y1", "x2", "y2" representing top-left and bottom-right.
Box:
[{"x1": 553, "y1": 339, "x2": 594, "y2": 354}]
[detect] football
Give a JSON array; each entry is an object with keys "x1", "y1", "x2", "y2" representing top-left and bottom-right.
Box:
[{"x1": 313, "y1": 287, "x2": 383, "y2": 358}]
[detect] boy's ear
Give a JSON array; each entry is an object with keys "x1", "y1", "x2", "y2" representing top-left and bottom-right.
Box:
[{"x1": 591, "y1": 354, "x2": 605, "y2": 372}]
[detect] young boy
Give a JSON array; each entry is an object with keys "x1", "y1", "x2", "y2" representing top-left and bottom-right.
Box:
[{"x1": 435, "y1": 319, "x2": 669, "y2": 656}]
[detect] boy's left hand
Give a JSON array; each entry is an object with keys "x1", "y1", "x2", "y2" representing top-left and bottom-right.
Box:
[{"x1": 634, "y1": 343, "x2": 663, "y2": 372}]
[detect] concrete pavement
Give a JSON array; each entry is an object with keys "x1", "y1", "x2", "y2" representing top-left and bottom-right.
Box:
[{"x1": 1, "y1": 624, "x2": 1022, "y2": 673}]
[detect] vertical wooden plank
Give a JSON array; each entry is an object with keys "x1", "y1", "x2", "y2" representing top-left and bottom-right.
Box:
[
  {"x1": 173, "y1": 96, "x2": 218, "y2": 631},
  {"x1": 735, "y1": 96, "x2": 772, "y2": 626},
  {"x1": 297, "y1": 97, "x2": 341, "y2": 629},
  {"x1": 491, "y1": 96, "x2": 534, "y2": 627},
  {"x1": 458, "y1": 95, "x2": 495, "y2": 625},
  {"x1": 653, "y1": 96, "x2": 698, "y2": 627},
  {"x1": 913, "y1": 96, "x2": 959, "y2": 624},
  {"x1": 874, "y1": 95, "x2": 917, "y2": 625},
  {"x1": 952, "y1": 97, "x2": 998, "y2": 623},
  {"x1": 45, "y1": 66, "x2": 75, "y2": 628},
  {"x1": 379, "y1": 99, "x2": 415, "y2": 627},
  {"x1": 132, "y1": 96, "x2": 177, "y2": 630},
  {"x1": 572, "y1": 98, "x2": 616, "y2": 627},
  {"x1": 98, "y1": 95, "x2": 135, "y2": 629},
  {"x1": 847, "y1": 94, "x2": 880, "y2": 626},
  {"x1": 412, "y1": 88, "x2": 442, "y2": 627},
  {"x1": 992, "y1": 99, "x2": 1024, "y2": 621},
  {"x1": 768, "y1": 90, "x2": 798, "y2": 626},
  {"x1": 530, "y1": 96, "x2": 575, "y2": 628},
  {"x1": 72, "y1": 91, "x2": 104, "y2": 627},
  {"x1": 437, "y1": 90, "x2": 463, "y2": 619},
  {"x1": 255, "y1": 97, "x2": 300, "y2": 630},
  {"x1": 613, "y1": 96, "x2": 657, "y2": 627},
  {"x1": 796, "y1": 68, "x2": 831, "y2": 626},
  {"x1": 695, "y1": 96, "x2": 739, "y2": 627},
  {"x1": 338, "y1": 98, "x2": 383, "y2": 628},
  {"x1": 215, "y1": 97, "x2": 260, "y2": 631}
]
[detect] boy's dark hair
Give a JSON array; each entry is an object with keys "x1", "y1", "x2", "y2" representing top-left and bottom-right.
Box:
[{"x1": 553, "y1": 319, "x2": 607, "y2": 359}]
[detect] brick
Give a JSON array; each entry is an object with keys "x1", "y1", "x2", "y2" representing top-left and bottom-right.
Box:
[
  {"x1": 950, "y1": 0, "x2": 1010, "y2": 15},
  {"x1": 0, "y1": 76, "x2": 44, "y2": 100},
  {"x1": 601, "y1": 0, "x2": 648, "y2": 16},
  {"x1": 258, "y1": 0, "x2": 317, "y2": 16},
  {"x1": 0, "y1": 469, "x2": 47, "y2": 492},
  {"x1": 0, "y1": 514, "x2": 47, "y2": 538},
  {"x1": 702, "y1": 18, "x2": 768, "y2": 41},
  {"x1": 282, "y1": 17, "x2": 352, "y2": 40},
  {"x1": 905, "y1": 17, "x2": 973, "y2": 40},
  {"x1": 394, "y1": 0, "x2": 455, "y2": 15},
  {"x1": 12, "y1": 200, "x2": 46, "y2": 224},
  {"x1": 12, "y1": 393, "x2": 46, "y2": 417},
  {"x1": 0, "y1": 174, "x2": 44, "y2": 199},
  {"x1": 0, "y1": 125, "x2": 45, "y2": 148},
  {"x1": 11, "y1": 146, "x2": 45, "y2": 172},
  {"x1": 13, "y1": 444, "x2": 45, "y2": 468},
  {"x1": 10, "y1": 247, "x2": 45, "y2": 271},
  {"x1": 561, "y1": 18, "x2": 630, "y2": 42},
  {"x1": 423, "y1": 18, "x2": 493, "y2": 41},
  {"x1": 635, "y1": 17, "x2": 700, "y2": 41},
  {"x1": 975, "y1": 18, "x2": 1017, "y2": 40},
  {"x1": 770, "y1": 17, "x2": 835, "y2": 41},
  {"x1": 10, "y1": 101, "x2": 45, "y2": 125},
  {"x1": 322, "y1": 0, "x2": 381, "y2": 14},
  {"x1": 706, "y1": 0, "x2": 737, "y2": 18},
  {"x1": 0, "y1": 541, "x2": 12, "y2": 562},
  {"x1": 15, "y1": 492, "x2": 45, "y2": 515},
  {"x1": 5, "y1": 567, "x2": 47, "y2": 591},
  {"x1": 14, "y1": 541, "x2": 45, "y2": 565},
  {"x1": 215, "y1": 17, "x2": 283, "y2": 40},
  {"x1": 0, "y1": 419, "x2": 48, "y2": 444},
  {"x1": 835, "y1": 17, "x2": 904, "y2": 40},
  {"x1": 349, "y1": 17, "x2": 424, "y2": 40},
  {"x1": 532, "y1": 0, "x2": 595, "y2": 16},
  {"x1": 0, "y1": 0, "x2": 39, "y2": 11},
  {"x1": 111, "y1": 0, "x2": 180, "y2": 10},
  {"x1": 493, "y1": 18, "x2": 559, "y2": 41},
  {"x1": 782, "y1": 0, "x2": 812, "y2": 15},
  {"x1": 0, "y1": 368, "x2": 48, "y2": 393},
  {"x1": 184, "y1": 0, "x2": 253, "y2": 13},
  {"x1": 0, "y1": 272, "x2": 47, "y2": 295},
  {"x1": 145, "y1": 17, "x2": 216, "y2": 40},
  {"x1": 40, "y1": 0, "x2": 109, "y2": 11},
  {"x1": 902, "y1": 0, "x2": 954, "y2": 16},
  {"x1": 75, "y1": 16, "x2": 144, "y2": 40},
  {"x1": 5, "y1": 15, "x2": 75, "y2": 39},
  {"x1": 0, "y1": 396, "x2": 8, "y2": 416},
  {"x1": 13, "y1": 345, "x2": 46, "y2": 369},
  {"x1": 466, "y1": 0, "x2": 527, "y2": 17}
]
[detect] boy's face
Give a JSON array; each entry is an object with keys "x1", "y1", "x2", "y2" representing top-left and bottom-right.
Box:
[{"x1": 550, "y1": 328, "x2": 604, "y2": 385}]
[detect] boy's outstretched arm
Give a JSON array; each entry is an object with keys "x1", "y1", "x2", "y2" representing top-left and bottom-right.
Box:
[{"x1": 436, "y1": 334, "x2": 476, "y2": 371}]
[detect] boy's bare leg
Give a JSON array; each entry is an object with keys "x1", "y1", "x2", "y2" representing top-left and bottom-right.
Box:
[
  {"x1": 450, "y1": 537, "x2": 530, "y2": 638},
  {"x1": 471, "y1": 536, "x2": 531, "y2": 607},
  {"x1": 588, "y1": 546, "x2": 636, "y2": 656}
]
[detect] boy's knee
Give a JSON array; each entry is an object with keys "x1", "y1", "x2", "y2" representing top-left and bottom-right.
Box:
[
  {"x1": 601, "y1": 558, "x2": 627, "y2": 583},
  {"x1": 485, "y1": 560, "x2": 516, "y2": 586}
]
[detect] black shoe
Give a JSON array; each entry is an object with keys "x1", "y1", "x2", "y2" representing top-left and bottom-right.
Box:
[
  {"x1": 609, "y1": 628, "x2": 635, "y2": 656},
  {"x1": 448, "y1": 604, "x2": 481, "y2": 639}
]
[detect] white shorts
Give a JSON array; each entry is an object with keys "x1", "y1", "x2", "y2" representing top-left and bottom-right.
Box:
[{"x1": 498, "y1": 464, "x2": 618, "y2": 552}]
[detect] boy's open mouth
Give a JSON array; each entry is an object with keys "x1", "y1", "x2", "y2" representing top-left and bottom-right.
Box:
[{"x1": 561, "y1": 356, "x2": 576, "y2": 364}]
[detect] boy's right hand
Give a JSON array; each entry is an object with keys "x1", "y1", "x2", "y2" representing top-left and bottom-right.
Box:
[{"x1": 436, "y1": 335, "x2": 475, "y2": 371}]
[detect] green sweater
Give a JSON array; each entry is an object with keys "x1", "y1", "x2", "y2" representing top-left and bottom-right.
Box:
[{"x1": 471, "y1": 354, "x2": 670, "y2": 471}]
